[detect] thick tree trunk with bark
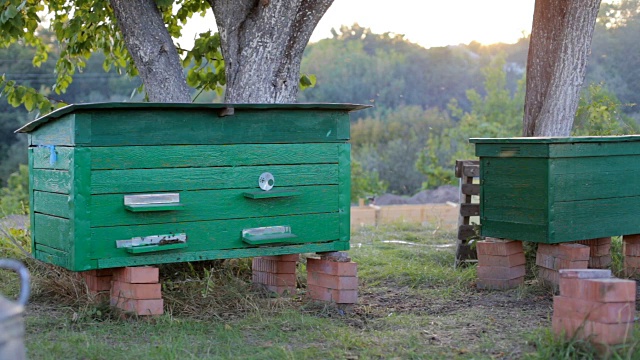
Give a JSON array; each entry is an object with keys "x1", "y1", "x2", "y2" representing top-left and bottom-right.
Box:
[
  {"x1": 523, "y1": 0, "x2": 601, "y2": 136},
  {"x1": 209, "y1": 0, "x2": 333, "y2": 103},
  {"x1": 110, "y1": 0, "x2": 191, "y2": 102}
]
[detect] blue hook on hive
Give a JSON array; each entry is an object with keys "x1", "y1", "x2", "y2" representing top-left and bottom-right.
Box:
[{"x1": 38, "y1": 145, "x2": 56, "y2": 165}]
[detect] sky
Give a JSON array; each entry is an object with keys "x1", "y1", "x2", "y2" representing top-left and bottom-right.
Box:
[{"x1": 180, "y1": 0, "x2": 536, "y2": 50}]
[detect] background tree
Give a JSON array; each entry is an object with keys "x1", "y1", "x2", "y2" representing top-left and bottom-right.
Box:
[{"x1": 523, "y1": 0, "x2": 602, "y2": 136}]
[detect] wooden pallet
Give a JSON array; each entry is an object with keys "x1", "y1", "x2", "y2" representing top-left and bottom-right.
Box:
[{"x1": 455, "y1": 160, "x2": 480, "y2": 267}]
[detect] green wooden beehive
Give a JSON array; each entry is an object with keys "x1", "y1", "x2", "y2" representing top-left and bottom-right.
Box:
[
  {"x1": 17, "y1": 102, "x2": 367, "y2": 271},
  {"x1": 470, "y1": 136, "x2": 640, "y2": 244}
]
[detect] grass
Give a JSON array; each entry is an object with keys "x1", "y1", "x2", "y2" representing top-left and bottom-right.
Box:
[{"x1": 1, "y1": 221, "x2": 639, "y2": 359}]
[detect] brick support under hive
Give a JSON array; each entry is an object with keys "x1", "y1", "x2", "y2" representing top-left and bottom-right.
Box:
[
  {"x1": 306, "y1": 253, "x2": 358, "y2": 304},
  {"x1": 110, "y1": 266, "x2": 163, "y2": 316},
  {"x1": 475, "y1": 238, "x2": 525, "y2": 290}
]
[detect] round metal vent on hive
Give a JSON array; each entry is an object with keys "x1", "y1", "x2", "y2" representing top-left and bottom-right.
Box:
[{"x1": 259, "y1": 172, "x2": 275, "y2": 191}]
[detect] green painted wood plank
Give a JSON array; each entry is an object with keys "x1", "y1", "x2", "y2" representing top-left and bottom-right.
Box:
[
  {"x1": 18, "y1": 102, "x2": 369, "y2": 134},
  {"x1": 33, "y1": 214, "x2": 71, "y2": 251},
  {"x1": 124, "y1": 203, "x2": 185, "y2": 212},
  {"x1": 552, "y1": 196, "x2": 640, "y2": 242},
  {"x1": 28, "y1": 148, "x2": 35, "y2": 254},
  {"x1": 29, "y1": 114, "x2": 74, "y2": 146},
  {"x1": 86, "y1": 109, "x2": 346, "y2": 146},
  {"x1": 550, "y1": 142, "x2": 640, "y2": 158},
  {"x1": 480, "y1": 220, "x2": 549, "y2": 243},
  {"x1": 90, "y1": 143, "x2": 340, "y2": 170},
  {"x1": 35, "y1": 249, "x2": 70, "y2": 269},
  {"x1": 553, "y1": 171, "x2": 640, "y2": 202},
  {"x1": 70, "y1": 148, "x2": 93, "y2": 271},
  {"x1": 338, "y1": 143, "x2": 351, "y2": 244},
  {"x1": 551, "y1": 155, "x2": 640, "y2": 175},
  {"x1": 32, "y1": 169, "x2": 71, "y2": 194},
  {"x1": 90, "y1": 185, "x2": 339, "y2": 227},
  {"x1": 32, "y1": 146, "x2": 73, "y2": 170},
  {"x1": 73, "y1": 113, "x2": 92, "y2": 144},
  {"x1": 471, "y1": 135, "x2": 640, "y2": 144},
  {"x1": 91, "y1": 164, "x2": 339, "y2": 194},
  {"x1": 242, "y1": 190, "x2": 301, "y2": 199},
  {"x1": 475, "y1": 143, "x2": 549, "y2": 158},
  {"x1": 33, "y1": 191, "x2": 70, "y2": 219},
  {"x1": 89, "y1": 213, "x2": 340, "y2": 259},
  {"x1": 481, "y1": 206, "x2": 547, "y2": 225},
  {"x1": 97, "y1": 240, "x2": 350, "y2": 269}
]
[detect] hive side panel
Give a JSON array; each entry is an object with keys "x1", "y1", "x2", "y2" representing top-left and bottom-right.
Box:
[
  {"x1": 479, "y1": 156, "x2": 550, "y2": 242},
  {"x1": 70, "y1": 148, "x2": 94, "y2": 271},
  {"x1": 87, "y1": 109, "x2": 345, "y2": 145},
  {"x1": 338, "y1": 143, "x2": 351, "y2": 244},
  {"x1": 29, "y1": 115, "x2": 75, "y2": 146}
]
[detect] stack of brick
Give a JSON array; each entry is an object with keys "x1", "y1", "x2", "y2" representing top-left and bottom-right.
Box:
[
  {"x1": 110, "y1": 266, "x2": 163, "y2": 316},
  {"x1": 536, "y1": 243, "x2": 589, "y2": 286},
  {"x1": 552, "y1": 269, "x2": 636, "y2": 347},
  {"x1": 306, "y1": 253, "x2": 358, "y2": 304},
  {"x1": 252, "y1": 254, "x2": 299, "y2": 295},
  {"x1": 475, "y1": 238, "x2": 525, "y2": 290},
  {"x1": 79, "y1": 269, "x2": 113, "y2": 299},
  {"x1": 623, "y1": 234, "x2": 640, "y2": 277},
  {"x1": 575, "y1": 237, "x2": 612, "y2": 269}
]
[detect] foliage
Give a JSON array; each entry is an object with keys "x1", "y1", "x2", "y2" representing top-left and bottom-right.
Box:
[
  {"x1": 417, "y1": 57, "x2": 525, "y2": 189},
  {"x1": 350, "y1": 158, "x2": 387, "y2": 201},
  {"x1": 572, "y1": 82, "x2": 638, "y2": 135},
  {"x1": 0, "y1": 164, "x2": 29, "y2": 215}
]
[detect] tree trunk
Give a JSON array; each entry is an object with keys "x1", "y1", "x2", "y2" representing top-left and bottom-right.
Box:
[
  {"x1": 209, "y1": 0, "x2": 333, "y2": 103},
  {"x1": 110, "y1": 0, "x2": 191, "y2": 102},
  {"x1": 522, "y1": 0, "x2": 601, "y2": 136}
]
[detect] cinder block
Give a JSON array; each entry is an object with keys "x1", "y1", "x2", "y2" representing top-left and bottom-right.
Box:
[
  {"x1": 476, "y1": 239, "x2": 523, "y2": 256},
  {"x1": 307, "y1": 284, "x2": 357, "y2": 304},
  {"x1": 476, "y1": 277, "x2": 524, "y2": 290},
  {"x1": 116, "y1": 298, "x2": 164, "y2": 316},
  {"x1": 477, "y1": 252, "x2": 525, "y2": 267},
  {"x1": 553, "y1": 295, "x2": 635, "y2": 323},
  {"x1": 477, "y1": 265, "x2": 526, "y2": 280},
  {"x1": 111, "y1": 281, "x2": 162, "y2": 300},
  {"x1": 307, "y1": 271, "x2": 358, "y2": 290},
  {"x1": 112, "y1": 266, "x2": 159, "y2": 284},
  {"x1": 552, "y1": 316, "x2": 634, "y2": 345},
  {"x1": 306, "y1": 258, "x2": 357, "y2": 277},
  {"x1": 560, "y1": 278, "x2": 636, "y2": 302}
]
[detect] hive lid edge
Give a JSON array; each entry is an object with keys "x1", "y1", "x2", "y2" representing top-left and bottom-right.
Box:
[
  {"x1": 15, "y1": 102, "x2": 372, "y2": 134},
  {"x1": 469, "y1": 135, "x2": 640, "y2": 144}
]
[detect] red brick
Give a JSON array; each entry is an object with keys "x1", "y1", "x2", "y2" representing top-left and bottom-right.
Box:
[
  {"x1": 537, "y1": 243, "x2": 589, "y2": 261},
  {"x1": 477, "y1": 252, "x2": 525, "y2": 267},
  {"x1": 593, "y1": 243, "x2": 611, "y2": 257},
  {"x1": 535, "y1": 252, "x2": 588, "y2": 270},
  {"x1": 476, "y1": 277, "x2": 524, "y2": 290},
  {"x1": 623, "y1": 234, "x2": 640, "y2": 245},
  {"x1": 553, "y1": 296, "x2": 635, "y2": 323},
  {"x1": 307, "y1": 272, "x2": 358, "y2": 290},
  {"x1": 589, "y1": 255, "x2": 612, "y2": 269},
  {"x1": 538, "y1": 267, "x2": 559, "y2": 285},
  {"x1": 252, "y1": 258, "x2": 297, "y2": 274},
  {"x1": 306, "y1": 258, "x2": 357, "y2": 276},
  {"x1": 559, "y1": 269, "x2": 612, "y2": 279},
  {"x1": 112, "y1": 267, "x2": 159, "y2": 284},
  {"x1": 476, "y1": 239, "x2": 523, "y2": 256},
  {"x1": 623, "y1": 243, "x2": 640, "y2": 256},
  {"x1": 260, "y1": 254, "x2": 300, "y2": 262},
  {"x1": 116, "y1": 298, "x2": 164, "y2": 316},
  {"x1": 624, "y1": 256, "x2": 640, "y2": 268},
  {"x1": 307, "y1": 284, "x2": 357, "y2": 304},
  {"x1": 477, "y1": 265, "x2": 525, "y2": 280},
  {"x1": 552, "y1": 316, "x2": 634, "y2": 345},
  {"x1": 251, "y1": 271, "x2": 296, "y2": 287},
  {"x1": 111, "y1": 281, "x2": 161, "y2": 300},
  {"x1": 81, "y1": 272, "x2": 112, "y2": 292},
  {"x1": 624, "y1": 263, "x2": 640, "y2": 277},
  {"x1": 560, "y1": 278, "x2": 636, "y2": 302}
]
